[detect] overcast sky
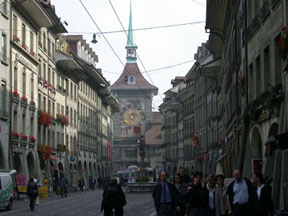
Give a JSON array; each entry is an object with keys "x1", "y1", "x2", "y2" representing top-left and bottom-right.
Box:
[{"x1": 53, "y1": 0, "x2": 208, "y2": 110}]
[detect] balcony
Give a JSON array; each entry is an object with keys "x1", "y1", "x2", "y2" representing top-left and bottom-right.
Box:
[
  {"x1": 11, "y1": 0, "x2": 53, "y2": 28},
  {"x1": 29, "y1": 136, "x2": 36, "y2": 149},
  {"x1": 29, "y1": 100, "x2": 36, "y2": 111},
  {"x1": 20, "y1": 134, "x2": 28, "y2": 147},
  {"x1": 11, "y1": 132, "x2": 20, "y2": 145},
  {"x1": 11, "y1": 90, "x2": 20, "y2": 104},
  {"x1": 20, "y1": 96, "x2": 28, "y2": 108}
]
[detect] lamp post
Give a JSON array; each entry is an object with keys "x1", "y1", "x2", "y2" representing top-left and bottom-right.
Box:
[{"x1": 138, "y1": 135, "x2": 145, "y2": 171}]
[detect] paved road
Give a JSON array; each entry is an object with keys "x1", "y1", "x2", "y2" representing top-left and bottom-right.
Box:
[{"x1": 0, "y1": 190, "x2": 156, "y2": 216}]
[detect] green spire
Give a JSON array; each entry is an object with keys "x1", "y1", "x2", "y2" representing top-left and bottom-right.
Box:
[
  {"x1": 126, "y1": 0, "x2": 137, "y2": 63},
  {"x1": 126, "y1": 0, "x2": 136, "y2": 47}
]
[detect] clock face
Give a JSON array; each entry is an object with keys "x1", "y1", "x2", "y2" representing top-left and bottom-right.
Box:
[{"x1": 123, "y1": 108, "x2": 142, "y2": 126}]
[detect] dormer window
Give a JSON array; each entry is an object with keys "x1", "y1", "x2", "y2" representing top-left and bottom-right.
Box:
[{"x1": 127, "y1": 75, "x2": 135, "y2": 84}]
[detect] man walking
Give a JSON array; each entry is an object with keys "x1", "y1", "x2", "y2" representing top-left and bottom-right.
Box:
[
  {"x1": 179, "y1": 168, "x2": 191, "y2": 184},
  {"x1": 101, "y1": 178, "x2": 126, "y2": 216},
  {"x1": 152, "y1": 171, "x2": 181, "y2": 216},
  {"x1": 227, "y1": 169, "x2": 251, "y2": 216}
]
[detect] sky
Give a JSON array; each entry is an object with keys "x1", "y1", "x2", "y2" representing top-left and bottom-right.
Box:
[{"x1": 52, "y1": 0, "x2": 208, "y2": 110}]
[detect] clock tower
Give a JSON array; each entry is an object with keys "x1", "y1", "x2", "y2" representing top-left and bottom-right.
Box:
[{"x1": 111, "y1": 1, "x2": 158, "y2": 171}]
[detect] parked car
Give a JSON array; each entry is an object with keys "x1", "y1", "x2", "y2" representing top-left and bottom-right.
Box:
[{"x1": 0, "y1": 170, "x2": 16, "y2": 210}]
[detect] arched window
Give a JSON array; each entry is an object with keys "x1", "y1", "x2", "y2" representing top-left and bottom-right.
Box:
[{"x1": 127, "y1": 75, "x2": 135, "y2": 84}]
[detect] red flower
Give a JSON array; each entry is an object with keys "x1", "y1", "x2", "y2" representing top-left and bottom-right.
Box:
[
  {"x1": 282, "y1": 27, "x2": 286, "y2": 32},
  {"x1": 30, "y1": 136, "x2": 36, "y2": 142},
  {"x1": 13, "y1": 89, "x2": 20, "y2": 96},
  {"x1": 276, "y1": 51, "x2": 280, "y2": 55},
  {"x1": 21, "y1": 135, "x2": 28, "y2": 139},
  {"x1": 282, "y1": 43, "x2": 286, "y2": 49},
  {"x1": 279, "y1": 38, "x2": 284, "y2": 45},
  {"x1": 22, "y1": 95, "x2": 28, "y2": 100},
  {"x1": 12, "y1": 132, "x2": 20, "y2": 138}
]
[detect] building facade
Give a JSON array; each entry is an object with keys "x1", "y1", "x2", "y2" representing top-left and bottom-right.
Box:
[{"x1": 0, "y1": 0, "x2": 10, "y2": 170}]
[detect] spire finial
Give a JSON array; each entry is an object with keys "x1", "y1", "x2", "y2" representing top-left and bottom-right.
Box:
[{"x1": 126, "y1": 0, "x2": 137, "y2": 63}]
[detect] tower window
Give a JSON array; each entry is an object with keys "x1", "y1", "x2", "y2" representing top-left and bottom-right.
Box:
[{"x1": 127, "y1": 75, "x2": 135, "y2": 84}]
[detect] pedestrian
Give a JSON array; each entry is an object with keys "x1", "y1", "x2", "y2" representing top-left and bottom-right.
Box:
[
  {"x1": 27, "y1": 177, "x2": 38, "y2": 211},
  {"x1": 89, "y1": 176, "x2": 93, "y2": 190},
  {"x1": 92, "y1": 176, "x2": 96, "y2": 190},
  {"x1": 98, "y1": 176, "x2": 103, "y2": 189},
  {"x1": 60, "y1": 175, "x2": 68, "y2": 198},
  {"x1": 216, "y1": 174, "x2": 230, "y2": 215},
  {"x1": 185, "y1": 171, "x2": 209, "y2": 216},
  {"x1": 250, "y1": 171, "x2": 274, "y2": 216},
  {"x1": 173, "y1": 173, "x2": 186, "y2": 216},
  {"x1": 227, "y1": 169, "x2": 252, "y2": 216},
  {"x1": 33, "y1": 177, "x2": 40, "y2": 206},
  {"x1": 179, "y1": 168, "x2": 191, "y2": 184},
  {"x1": 152, "y1": 171, "x2": 181, "y2": 216},
  {"x1": 101, "y1": 178, "x2": 127, "y2": 216},
  {"x1": 206, "y1": 175, "x2": 225, "y2": 216},
  {"x1": 78, "y1": 177, "x2": 85, "y2": 192}
]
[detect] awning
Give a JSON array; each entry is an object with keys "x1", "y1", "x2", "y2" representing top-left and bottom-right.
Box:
[{"x1": 56, "y1": 51, "x2": 87, "y2": 83}]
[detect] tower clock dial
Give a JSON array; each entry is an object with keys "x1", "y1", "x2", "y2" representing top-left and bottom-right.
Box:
[{"x1": 123, "y1": 108, "x2": 142, "y2": 126}]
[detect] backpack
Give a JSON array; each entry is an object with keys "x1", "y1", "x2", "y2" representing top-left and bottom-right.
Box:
[{"x1": 103, "y1": 185, "x2": 118, "y2": 206}]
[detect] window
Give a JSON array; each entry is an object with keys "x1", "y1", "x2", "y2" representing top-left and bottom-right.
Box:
[
  {"x1": 43, "y1": 63, "x2": 46, "y2": 81},
  {"x1": 22, "y1": 114, "x2": 25, "y2": 134},
  {"x1": 31, "y1": 76, "x2": 34, "y2": 100},
  {"x1": 52, "y1": 102, "x2": 55, "y2": 117},
  {"x1": 43, "y1": 96, "x2": 46, "y2": 112},
  {"x1": 21, "y1": 23, "x2": 26, "y2": 45},
  {"x1": 38, "y1": 59, "x2": 42, "y2": 78},
  {"x1": 2, "y1": 0, "x2": 8, "y2": 15},
  {"x1": 275, "y1": 35, "x2": 282, "y2": 85},
  {"x1": 48, "y1": 67, "x2": 51, "y2": 83},
  {"x1": 74, "y1": 110, "x2": 77, "y2": 127},
  {"x1": 30, "y1": 117, "x2": 34, "y2": 136},
  {"x1": 43, "y1": 32, "x2": 46, "y2": 52},
  {"x1": 1, "y1": 81, "x2": 7, "y2": 116},
  {"x1": 52, "y1": 71, "x2": 55, "y2": 86},
  {"x1": 255, "y1": 56, "x2": 261, "y2": 97},
  {"x1": 48, "y1": 99, "x2": 51, "y2": 114},
  {"x1": 57, "y1": 103, "x2": 60, "y2": 114},
  {"x1": 70, "y1": 82, "x2": 73, "y2": 98},
  {"x1": 70, "y1": 108, "x2": 73, "y2": 127},
  {"x1": 127, "y1": 75, "x2": 135, "y2": 84},
  {"x1": 22, "y1": 69, "x2": 26, "y2": 96},
  {"x1": 264, "y1": 46, "x2": 270, "y2": 91},
  {"x1": 249, "y1": 63, "x2": 254, "y2": 101},
  {"x1": 48, "y1": 38, "x2": 51, "y2": 57},
  {"x1": 38, "y1": 30, "x2": 42, "y2": 47},
  {"x1": 13, "y1": 15, "x2": 17, "y2": 37},
  {"x1": 13, "y1": 111, "x2": 17, "y2": 132},
  {"x1": 52, "y1": 43, "x2": 55, "y2": 60},
  {"x1": 30, "y1": 31, "x2": 34, "y2": 52},
  {"x1": 38, "y1": 93, "x2": 41, "y2": 109},
  {"x1": 1, "y1": 33, "x2": 7, "y2": 63}
]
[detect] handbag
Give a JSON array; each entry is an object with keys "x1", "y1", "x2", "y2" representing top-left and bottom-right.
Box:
[{"x1": 35, "y1": 196, "x2": 40, "y2": 206}]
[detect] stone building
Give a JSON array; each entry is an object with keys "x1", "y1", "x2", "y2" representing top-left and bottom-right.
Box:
[
  {"x1": 10, "y1": 0, "x2": 62, "y2": 184},
  {"x1": 0, "y1": 0, "x2": 10, "y2": 170},
  {"x1": 111, "y1": 5, "x2": 158, "y2": 171}
]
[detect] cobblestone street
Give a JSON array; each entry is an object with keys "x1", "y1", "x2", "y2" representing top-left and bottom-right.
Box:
[{"x1": 0, "y1": 190, "x2": 155, "y2": 216}]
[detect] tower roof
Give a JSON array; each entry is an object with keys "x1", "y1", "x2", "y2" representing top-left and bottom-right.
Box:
[
  {"x1": 111, "y1": 63, "x2": 158, "y2": 94},
  {"x1": 126, "y1": 0, "x2": 136, "y2": 48}
]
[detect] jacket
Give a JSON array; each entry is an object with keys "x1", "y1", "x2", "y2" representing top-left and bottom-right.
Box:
[
  {"x1": 152, "y1": 182, "x2": 180, "y2": 211},
  {"x1": 27, "y1": 181, "x2": 38, "y2": 197},
  {"x1": 215, "y1": 187, "x2": 225, "y2": 216},
  {"x1": 250, "y1": 184, "x2": 274, "y2": 216},
  {"x1": 101, "y1": 183, "x2": 126, "y2": 211},
  {"x1": 227, "y1": 178, "x2": 252, "y2": 208},
  {"x1": 184, "y1": 183, "x2": 209, "y2": 210}
]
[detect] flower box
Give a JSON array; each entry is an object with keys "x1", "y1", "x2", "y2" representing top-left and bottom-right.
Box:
[
  {"x1": 277, "y1": 27, "x2": 288, "y2": 60},
  {"x1": 12, "y1": 131, "x2": 20, "y2": 139},
  {"x1": 44, "y1": 81, "x2": 48, "y2": 88},
  {"x1": 21, "y1": 44, "x2": 27, "y2": 50},
  {"x1": 21, "y1": 134, "x2": 28, "y2": 141},
  {"x1": 29, "y1": 50, "x2": 36, "y2": 56},
  {"x1": 30, "y1": 136, "x2": 36, "y2": 143},
  {"x1": 12, "y1": 89, "x2": 20, "y2": 103},
  {"x1": 12, "y1": 35, "x2": 20, "y2": 43},
  {"x1": 56, "y1": 114, "x2": 69, "y2": 126},
  {"x1": 38, "y1": 110, "x2": 52, "y2": 127}
]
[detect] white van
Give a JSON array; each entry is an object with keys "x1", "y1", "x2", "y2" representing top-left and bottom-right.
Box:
[{"x1": 0, "y1": 170, "x2": 16, "y2": 210}]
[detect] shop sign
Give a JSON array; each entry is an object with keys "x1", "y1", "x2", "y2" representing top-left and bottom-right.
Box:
[
  {"x1": 70, "y1": 156, "x2": 76, "y2": 162},
  {"x1": 16, "y1": 174, "x2": 27, "y2": 186},
  {"x1": 39, "y1": 186, "x2": 49, "y2": 199},
  {"x1": 49, "y1": 155, "x2": 56, "y2": 160},
  {"x1": 15, "y1": 53, "x2": 34, "y2": 70},
  {"x1": 17, "y1": 186, "x2": 27, "y2": 193}
]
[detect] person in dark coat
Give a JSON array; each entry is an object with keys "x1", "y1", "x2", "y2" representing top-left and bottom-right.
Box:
[
  {"x1": 101, "y1": 178, "x2": 126, "y2": 216},
  {"x1": 60, "y1": 175, "x2": 68, "y2": 198},
  {"x1": 152, "y1": 171, "x2": 181, "y2": 216},
  {"x1": 184, "y1": 171, "x2": 209, "y2": 216},
  {"x1": 78, "y1": 177, "x2": 85, "y2": 192},
  {"x1": 179, "y1": 168, "x2": 191, "y2": 184},
  {"x1": 250, "y1": 172, "x2": 274, "y2": 216},
  {"x1": 27, "y1": 177, "x2": 38, "y2": 211},
  {"x1": 98, "y1": 176, "x2": 103, "y2": 189},
  {"x1": 227, "y1": 169, "x2": 252, "y2": 216},
  {"x1": 173, "y1": 173, "x2": 186, "y2": 216}
]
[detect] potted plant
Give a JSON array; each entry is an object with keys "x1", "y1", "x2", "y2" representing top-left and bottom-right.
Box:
[{"x1": 12, "y1": 35, "x2": 20, "y2": 43}]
